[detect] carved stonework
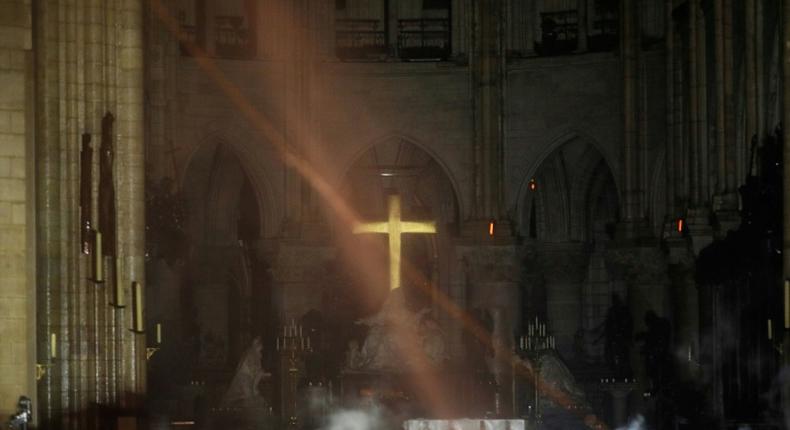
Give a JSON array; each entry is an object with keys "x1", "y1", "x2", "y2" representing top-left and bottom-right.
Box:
[{"x1": 345, "y1": 289, "x2": 447, "y2": 373}]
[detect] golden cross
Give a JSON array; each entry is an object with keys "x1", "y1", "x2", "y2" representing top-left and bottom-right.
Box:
[{"x1": 353, "y1": 194, "x2": 436, "y2": 291}]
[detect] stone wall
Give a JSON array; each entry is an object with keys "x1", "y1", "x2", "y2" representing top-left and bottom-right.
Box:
[{"x1": 0, "y1": 0, "x2": 33, "y2": 417}]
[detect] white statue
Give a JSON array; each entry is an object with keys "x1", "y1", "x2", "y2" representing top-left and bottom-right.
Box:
[
  {"x1": 221, "y1": 337, "x2": 269, "y2": 408},
  {"x1": 345, "y1": 289, "x2": 447, "y2": 372}
]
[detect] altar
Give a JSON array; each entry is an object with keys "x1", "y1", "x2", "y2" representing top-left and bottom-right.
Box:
[{"x1": 404, "y1": 419, "x2": 525, "y2": 430}]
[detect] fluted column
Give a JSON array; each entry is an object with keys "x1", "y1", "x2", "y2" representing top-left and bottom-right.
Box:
[
  {"x1": 782, "y1": 0, "x2": 790, "y2": 365},
  {"x1": 117, "y1": 0, "x2": 147, "y2": 402},
  {"x1": 34, "y1": 0, "x2": 148, "y2": 426}
]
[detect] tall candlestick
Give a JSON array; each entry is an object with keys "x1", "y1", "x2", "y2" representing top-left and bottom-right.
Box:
[
  {"x1": 156, "y1": 323, "x2": 162, "y2": 345},
  {"x1": 132, "y1": 281, "x2": 143, "y2": 332},
  {"x1": 94, "y1": 231, "x2": 104, "y2": 282},
  {"x1": 113, "y1": 260, "x2": 124, "y2": 307},
  {"x1": 50, "y1": 333, "x2": 57, "y2": 359}
]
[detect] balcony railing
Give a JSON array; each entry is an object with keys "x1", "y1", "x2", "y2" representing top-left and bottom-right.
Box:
[
  {"x1": 215, "y1": 15, "x2": 253, "y2": 59},
  {"x1": 535, "y1": 10, "x2": 579, "y2": 56},
  {"x1": 335, "y1": 19, "x2": 388, "y2": 61},
  {"x1": 397, "y1": 19, "x2": 450, "y2": 61}
]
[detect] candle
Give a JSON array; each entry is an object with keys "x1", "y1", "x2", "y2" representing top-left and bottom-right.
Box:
[
  {"x1": 276, "y1": 337, "x2": 280, "y2": 351},
  {"x1": 50, "y1": 333, "x2": 57, "y2": 359},
  {"x1": 785, "y1": 280, "x2": 789, "y2": 329},
  {"x1": 156, "y1": 323, "x2": 162, "y2": 345},
  {"x1": 94, "y1": 231, "x2": 104, "y2": 282},
  {"x1": 301, "y1": 337, "x2": 305, "y2": 350},
  {"x1": 113, "y1": 262, "x2": 124, "y2": 307},
  {"x1": 768, "y1": 319, "x2": 773, "y2": 340},
  {"x1": 307, "y1": 336, "x2": 311, "y2": 350},
  {"x1": 132, "y1": 281, "x2": 143, "y2": 332},
  {"x1": 687, "y1": 345, "x2": 691, "y2": 361}
]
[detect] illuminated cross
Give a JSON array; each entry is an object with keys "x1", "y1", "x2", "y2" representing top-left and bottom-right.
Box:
[{"x1": 353, "y1": 194, "x2": 436, "y2": 292}]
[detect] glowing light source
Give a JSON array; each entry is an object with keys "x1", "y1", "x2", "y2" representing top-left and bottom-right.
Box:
[
  {"x1": 488, "y1": 220, "x2": 495, "y2": 237},
  {"x1": 676, "y1": 218, "x2": 684, "y2": 233},
  {"x1": 528, "y1": 178, "x2": 537, "y2": 191},
  {"x1": 353, "y1": 194, "x2": 436, "y2": 291}
]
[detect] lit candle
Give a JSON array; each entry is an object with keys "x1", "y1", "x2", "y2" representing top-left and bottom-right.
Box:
[
  {"x1": 94, "y1": 231, "x2": 104, "y2": 282},
  {"x1": 132, "y1": 281, "x2": 143, "y2": 332},
  {"x1": 785, "y1": 280, "x2": 789, "y2": 329},
  {"x1": 156, "y1": 323, "x2": 162, "y2": 345},
  {"x1": 768, "y1": 319, "x2": 773, "y2": 340},
  {"x1": 50, "y1": 333, "x2": 57, "y2": 359}
]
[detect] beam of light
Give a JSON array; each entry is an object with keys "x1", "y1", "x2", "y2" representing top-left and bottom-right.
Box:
[{"x1": 147, "y1": 2, "x2": 611, "y2": 427}]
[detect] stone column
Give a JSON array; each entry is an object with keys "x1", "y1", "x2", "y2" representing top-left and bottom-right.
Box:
[
  {"x1": 0, "y1": 0, "x2": 34, "y2": 421},
  {"x1": 539, "y1": 243, "x2": 588, "y2": 359},
  {"x1": 783, "y1": 0, "x2": 790, "y2": 366},
  {"x1": 470, "y1": 0, "x2": 506, "y2": 221},
  {"x1": 605, "y1": 245, "x2": 669, "y2": 411},
  {"x1": 576, "y1": 0, "x2": 587, "y2": 52},
  {"x1": 620, "y1": 0, "x2": 642, "y2": 233},
  {"x1": 460, "y1": 242, "x2": 520, "y2": 417},
  {"x1": 664, "y1": 0, "x2": 675, "y2": 219},
  {"x1": 687, "y1": 1, "x2": 700, "y2": 207},
  {"x1": 33, "y1": 0, "x2": 147, "y2": 424}
]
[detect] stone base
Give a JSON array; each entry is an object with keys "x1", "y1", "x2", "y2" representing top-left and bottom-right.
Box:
[{"x1": 404, "y1": 419, "x2": 525, "y2": 430}]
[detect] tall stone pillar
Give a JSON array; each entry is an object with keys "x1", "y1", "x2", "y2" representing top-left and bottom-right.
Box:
[
  {"x1": 34, "y1": 0, "x2": 147, "y2": 426},
  {"x1": 459, "y1": 242, "x2": 520, "y2": 416},
  {"x1": 606, "y1": 245, "x2": 669, "y2": 412},
  {"x1": 619, "y1": 0, "x2": 646, "y2": 238},
  {"x1": 782, "y1": 0, "x2": 790, "y2": 366},
  {"x1": 470, "y1": 0, "x2": 506, "y2": 222},
  {"x1": 538, "y1": 243, "x2": 588, "y2": 360},
  {"x1": 0, "y1": 0, "x2": 34, "y2": 421}
]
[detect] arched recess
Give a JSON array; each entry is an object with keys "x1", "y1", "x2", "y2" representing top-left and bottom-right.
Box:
[
  {"x1": 176, "y1": 141, "x2": 275, "y2": 377},
  {"x1": 334, "y1": 132, "x2": 466, "y2": 220},
  {"x1": 333, "y1": 136, "x2": 461, "y2": 318},
  {"x1": 517, "y1": 135, "x2": 619, "y2": 243},
  {"x1": 178, "y1": 120, "x2": 280, "y2": 239},
  {"x1": 516, "y1": 135, "x2": 620, "y2": 361}
]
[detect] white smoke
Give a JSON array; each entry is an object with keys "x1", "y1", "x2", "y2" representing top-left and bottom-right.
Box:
[
  {"x1": 615, "y1": 415, "x2": 645, "y2": 430},
  {"x1": 321, "y1": 406, "x2": 385, "y2": 430}
]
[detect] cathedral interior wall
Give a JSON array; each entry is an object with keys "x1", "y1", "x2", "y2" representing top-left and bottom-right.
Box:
[{"x1": 0, "y1": 0, "x2": 34, "y2": 417}]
